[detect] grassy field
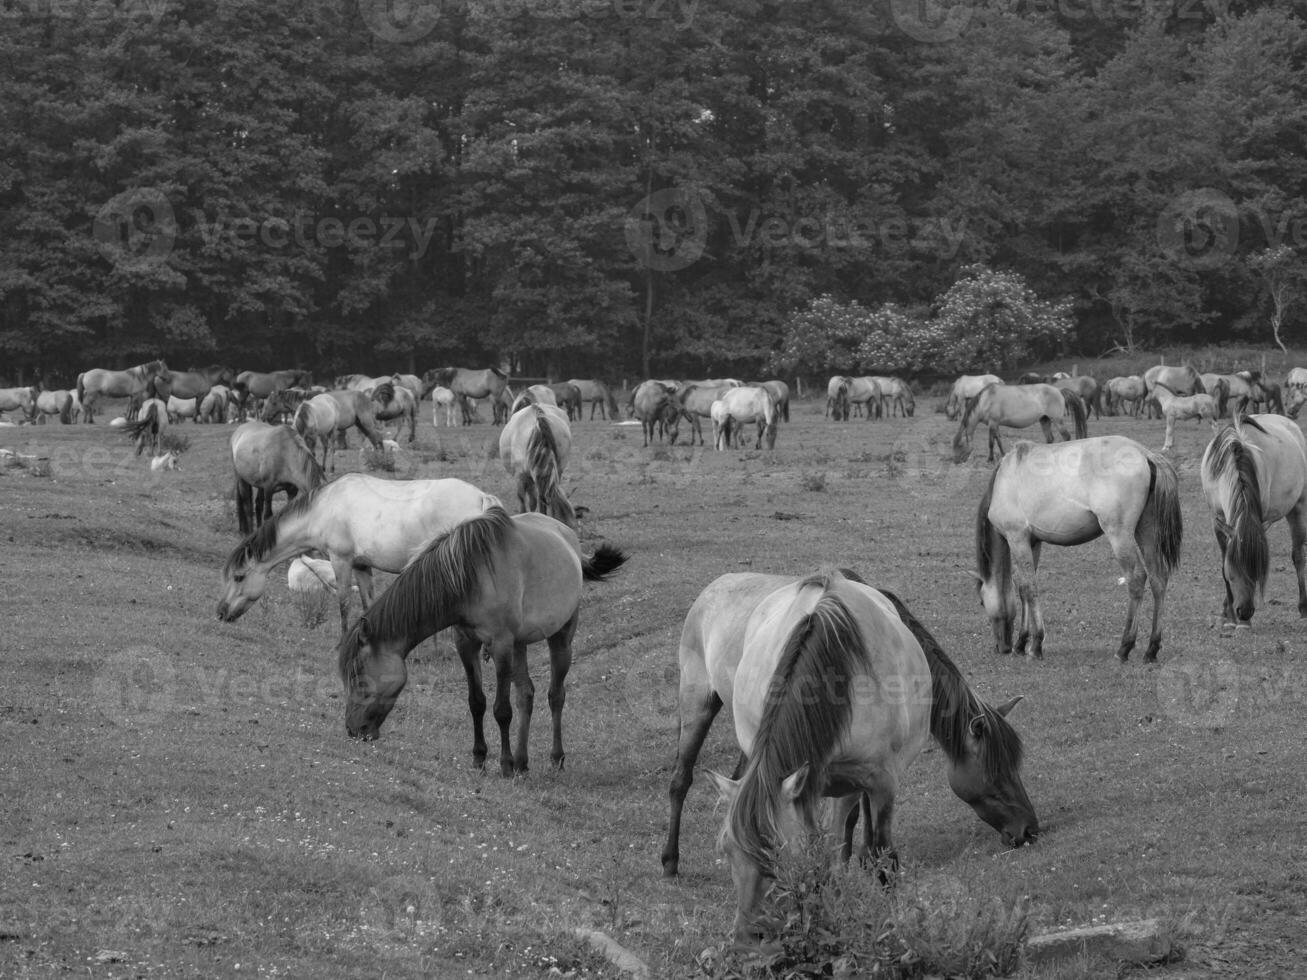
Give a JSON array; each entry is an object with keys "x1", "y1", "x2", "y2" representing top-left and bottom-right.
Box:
[{"x1": 2, "y1": 381, "x2": 1305, "y2": 979}]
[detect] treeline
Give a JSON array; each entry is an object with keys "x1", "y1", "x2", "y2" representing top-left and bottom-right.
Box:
[{"x1": 2, "y1": 0, "x2": 1305, "y2": 384}]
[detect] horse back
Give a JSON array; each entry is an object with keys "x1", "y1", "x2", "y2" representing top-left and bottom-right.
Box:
[{"x1": 479, "y1": 513, "x2": 584, "y2": 637}]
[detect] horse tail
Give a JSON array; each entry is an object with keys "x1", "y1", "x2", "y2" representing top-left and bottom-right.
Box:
[
  {"x1": 524, "y1": 406, "x2": 574, "y2": 527},
  {"x1": 59, "y1": 392, "x2": 72, "y2": 424},
  {"x1": 1190, "y1": 368, "x2": 1206, "y2": 394},
  {"x1": 293, "y1": 401, "x2": 312, "y2": 442},
  {"x1": 1215, "y1": 379, "x2": 1229, "y2": 419},
  {"x1": 604, "y1": 384, "x2": 619, "y2": 418},
  {"x1": 582, "y1": 542, "x2": 629, "y2": 581},
  {"x1": 1144, "y1": 451, "x2": 1183, "y2": 575},
  {"x1": 1063, "y1": 389, "x2": 1088, "y2": 439}
]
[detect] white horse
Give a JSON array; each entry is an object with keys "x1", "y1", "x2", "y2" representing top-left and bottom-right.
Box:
[
  {"x1": 1153, "y1": 382, "x2": 1218, "y2": 451},
  {"x1": 431, "y1": 385, "x2": 458, "y2": 426},
  {"x1": 945, "y1": 374, "x2": 1003, "y2": 420},
  {"x1": 717, "y1": 385, "x2": 777, "y2": 450}
]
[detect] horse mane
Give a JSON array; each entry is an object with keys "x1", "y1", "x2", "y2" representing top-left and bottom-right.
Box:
[
  {"x1": 974, "y1": 465, "x2": 1009, "y2": 597},
  {"x1": 223, "y1": 481, "x2": 327, "y2": 575},
  {"x1": 337, "y1": 506, "x2": 515, "y2": 684},
  {"x1": 878, "y1": 589, "x2": 1024, "y2": 781},
  {"x1": 1203, "y1": 420, "x2": 1270, "y2": 595},
  {"x1": 726, "y1": 572, "x2": 864, "y2": 873}
]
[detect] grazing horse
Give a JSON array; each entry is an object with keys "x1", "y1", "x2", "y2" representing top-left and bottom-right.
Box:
[
  {"x1": 1143, "y1": 364, "x2": 1204, "y2": 419},
  {"x1": 218, "y1": 474, "x2": 503, "y2": 632},
  {"x1": 878, "y1": 377, "x2": 915, "y2": 417},
  {"x1": 748, "y1": 380, "x2": 790, "y2": 423},
  {"x1": 76, "y1": 360, "x2": 170, "y2": 423},
  {"x1": 294, "y1": 392, "x2": 385, "y2": 472},
  {"x1": 1200, "y1": 415, "x2": 1307, "y2": 625},
  {"x1": 1216, "y1": 371, "x2": 1267, "y2": 417},
  {"x1": 33, "y1": 389, "x2": 73, "y2": 424},
  {"x1": 632, "y1": 380, "x2": 681, "y2": 447},
  {"x1": 1052, "y1": 375, "x2": 1101, "y2": 420},
  {"x1": 122, "y1": 399, "x2": 168, "y2": 456},
  {"x1": 166, "y1": 395, "x2": 199, "y2": 423},
  {"x1": 0, "y1": 385, "x2": 38, "y2": 422},
  {"x1": 499, "y1": 404, "x2": 575, "y2": 528},
  {"x1": 666, "y1": 571, "x2": 1036, "y2": 939},
  {"x1": 424, "y1": 367, "x2": 510, "y2": 425},
  {"x1": 1104, "y1": 375, "x2": 1146, "y2": 416},
  {"x1": 430, "y1": 386, "x2": 458, "y2": 426},
  {"x1": 167, "y1": 365, "x2": 236, "y2": 406},
  {"x1": 676, "y1": 383, "x2": 737, "y2": 446},
  {"x1": 1152, "y1": 382, "x2": 1218, "y2": 451},
  {"x1": 566, "y1": 379, "x2": 620, "y2": 419},
  {"x1": 509, "y1": 384, "x2": 558, "y2": 415},
  {"x1": 199, "y1": 384, "x2": 235, "y2": 423},
  {"x1": 336, "y1": 507, "x2": 627, "y2": 776},
  {"x1": 975, "y1": 437, "x2": 1182, "y2": 661},
  {"x1": 233, "y1": 369, "x2": 313, "y2": 420},
  {"x1": 229, "y1": 420, "x2": 325, "y2": 535},
  {"x1": 260, "y1": 387, "x2": 310, "y2": 425},
  {"x1": 953, "y1": 383, "x2": 1088, "y2": 463},
  {"x1": 825, "y1": 376, "x2": 851, "y2": 421},
  {"x1": 370, "y1": 381, "x2": 418, "y2": 443},
  {"x1": 548, "y1": 382, "x2": 583, "y2": 421},
  {"x1": 335, "y1": 373, "x2": 389, "y2": 393},
  {"x1": 945, "y1": 373, "x2": 1003, "y2": 421},
  {"x1": 846, "y1": 376, "x2": 884, "y2": 419},
  {"x1": 717, "y1": 385, "x2": 777, "y2": 450}
]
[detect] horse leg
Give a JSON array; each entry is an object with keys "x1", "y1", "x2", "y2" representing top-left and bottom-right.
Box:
[
  {"x1": 1009, "y1": 538, "x2": 1043, "y2": 658},
  {"x1": 1288, "y1": 502, "x2": 1307, "y2": 617},
  {"x1": 1108, "y1": 531, "x2": 1148, "y2": 662},
  {"x1": 864, "y1": 784, "x2": 899, "y2": 883},
  {"x1": 662, "y1": 660, "x2": 726, "y2": 877},
  {"x1": 987, "y1": 424, "x2": 1005, "y2": 462},
  {"x1": 1214, "y1": 524, "x2": 1236, "y2": 624},
  {"x1": 832, "y1": 794, "x2": 861, "y2": 865},
  {"x1": 332, "y1": 558, "x2": 356, "y2": 633},
  {"x1": 453, "y1": 628, "x2": 489, "y2": 769},
  {"x1": 507, "y1": 641, "x2": 533, "y2": 775},
  {"x1": 1163, "y1": 416, "x2": 1175, "y2": 452},
  {"x1": 353, "y1": 565, "x2": 375, "y2": 612},
  {"x1": 545, "y1": 612, "x2": 577, "y2": 771}
]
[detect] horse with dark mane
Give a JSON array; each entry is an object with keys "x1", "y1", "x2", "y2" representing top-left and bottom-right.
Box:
[
  {"x1": 336, "y1": 506, "x2": 628, "y2": 775},
  {"x1": 229, "y1": 420, "x2": 326, "y2": 534}
]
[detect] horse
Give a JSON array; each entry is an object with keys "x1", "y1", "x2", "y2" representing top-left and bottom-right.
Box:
[
  {"x1": 632, "y1": 380, "x2": 681, "y2": 447},
  {"x1": 566, "y1": 379, "x2": 620, "y2": 419},
  {"x1": 1200, "y1": 415, "x2": 1307, "y2": 625},
  {"x1": 335, "y1": 373, "x2": 389, "y2": 393},
  {"x1": 975, "y1": 437, "x2": 1182, "y2": 661},
  {"x1": 710, "y1": 398, "x2": 732, "y2": 451},
  {"x1": 846, "y1": 376, "x2": 884, "y2": 419},
  {"x1": 1152, "y1": 382, "x2": 1218, "y2": 451},
  {"x1": 825, "y1": 376, "x2": 851, "y2": 421},
  {"x1": 33, "y1": 389, "x2": 73, "y2": 424},
  {"x1": 1104, "y1": 375, "x2": 1147, "y2": 416},
  {"x1": 548, "y1": 382, "x2": 583, "y2": 421},
  {"x1": 661, "y1": 570, "x2": 1036, "y2": 939},
  {"x1": 318, "y1": 390, "x2": 386, "y2": 457},
  {"x1": 499, "y1": 404, "x2": 575, "y2": 527},
  {"x1": 288, "y1": 555, "x2": 339, "y2": 593},
  {"x1": 199, "y1": 384, "x2": 235, "y2": 423},
  {"x1": 1216, "y1": 371, "x2": 1267, "y2": 417},
  {"x1": 121, "y1": 399, "x2": 168, "y2": 456},
  {"x1": 430, "y1": 386, "x2": 458, "y2": 427},
  {"x1": 748, "y1": 380, "x2": 790, "y2": 423},
  {"x1": 259, "y1": 387, "x2": 308, "y2": 425},
  {"x1": 166, "y1": 365, "x2": 236, "y2": 405},
  {"x1": 233, "y1": 369, "x2": 313, "y2": 420},
  {"x1": 717, "y1": 385, "x2": 777, "y2": 450},
  {"x1": 166, "y1": 395, "x2": 199, "y2": 423},
  {"x1": 229, "y1": 421, "x2": 326, "y2": 535},
  {"x1": 371, "y1": 381, "x2": 418, "y2": 443},
  {"x1": 1143, "y1": 364, "x2": 1204, "y2": 419},
  {"x1": 292, "y1": 395, "x2": 342, "y2": 471},
  {"x1": 676, "y1": 383, "x2": 737, "y2": 445},
  {"x1": 1253, "y1": 381, "x2": 1284, "y2": 415},
  {"x1": 1198, "y1": 374, "x2": 1231, "y2": 418},
  {"x1": 336, "y1": 506, "x2": 628, "y2": 772},
  {"x1": 509, "y1": 384, "x2": 558, "y2": 415},
  {"x1": 1052, "y1": 375, "x2": 1102, "y2": 420},
  {"x1": 218, "y1": 474, "x2": 503, "y2": 632},
  {"x1": 76, "y1": 360, "x2": 169, "y2": 423},
  {"x1": 953, "y1": 383, "x2": 1088, "y2": 463},
  {"x1": 878, "y1": 377, "x2": 914, "y2": 417},
  {"x1": 944, "y1": 374, "x2": 1003, "y2": 421},
  {"x1": 423, "y1": 367, "x2": 510, "y2": 425}
]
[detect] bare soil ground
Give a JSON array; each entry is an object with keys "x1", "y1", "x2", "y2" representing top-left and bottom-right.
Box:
[{"x1": 1, "y1": 398, "x2": 1303, "y2": 978}]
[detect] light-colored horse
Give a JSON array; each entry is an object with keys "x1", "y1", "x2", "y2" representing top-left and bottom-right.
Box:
[
  {"x1": 1215, "y1": 371, "x2": 1267, "y2": 417},
  {"x1": 424, "y1": 366, "x2": 510, "y2": 425},
  {"x1": 976, "y1": 437, "x2": 1182, "y2": 661},
  {"x1": 825, "y1": 375, "x2": 851, "y2": 421},
  {"x1": 846, "y1": 376, "x2": 884, "y2": 418},
  {"x1": 199, "y1": 384, "x2": 235, "y2": 423},
  {"x1": 509, "y1": 384, "x2": 558, "y2": 414},
  {"x1": 122, "y1": 399, "x2": 168, "y2": 456},
  {"x1": 676, "y1": 382, "x2": 736, "y2": 445},
  {"x1": 166, "y1": 395, "x2": 198, "y2": 423},
  {"x1": 499, "y1": 403, "x2": 575, "y2": 527},
  {"x1": 945, "y1": 373, "x2": 1002, "y2": 420},
  {"x1": 1143, "y1": 364, "x2": 1204, "y2": 419},
  {"x1": 33, "y1": 389, "x2": 73, "y2": 424},
  {"x1": 76, "y1": 360, "x2": 170, "y2": 423},
  {"x1": 717, "y1": 385, "x2": 777, "y2": 450},
  {"x1": 662, "y1": 571, "x2": 1037, "y2": 939},
  {"x1": 632, "y1": 380, "x2": 681, "y2": 447},
  {"x1": 293, "y1": 395, "x2": 342, "y2": 471},
  {"x1": 0, "y1": 385, "x2": 38, "y2": 422},
  {"x1": 878, "y1": 376, "x2": 915, "y2": 417},
  {"x1": 1201, "y1": 415, "x2": 1307, "y2": 625},
  {"x1": 566, "y1": 379, "x2": 620, "y2": 419},
  {"x1": 229, "y1": 421, "x2": 325, "y2": 535},
  {"x1": 1152, "y1": 382, "x2": 1217, "y2": 451},
  {"x1": 749, "y1": 380, "x2": 790, "y2": 423},
  {"x1": 218, "y1": 474, "x2": 502, "y2": 632},
  {"x1": 710, "y1": 398, "x2": 732, "y2": 451},
  {"x1": 952, "y1": 383, "x2": 1088, "y2": 463},
  {"x1": 1105, "y1": 375, "x2": 1147, "y2": 416},
  {"x1": 431, "y1": 386, "x2": 458, "y2": 426}
]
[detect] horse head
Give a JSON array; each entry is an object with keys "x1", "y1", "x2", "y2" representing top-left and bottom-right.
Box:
[
  {"x1": 944, "y1": 696, "x2": 1039, "y2": 847},
  {"x1": 339, "y1": 617, "x2": 409, "y2": 740}
]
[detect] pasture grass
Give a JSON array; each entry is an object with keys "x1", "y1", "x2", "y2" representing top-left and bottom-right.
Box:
[{"x1": 2, "y1": 371, "x2": 1305, "y2": 978}]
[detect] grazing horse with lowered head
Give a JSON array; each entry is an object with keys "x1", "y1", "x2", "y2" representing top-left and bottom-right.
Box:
[
  {"x1": 566, "y1": 379, "x2": 620, "y2": 419},
  {"x1": 667, "y1": 570, "x2": 1036, "y2": 940},
  {"x1": 336, "y1": 507, "x2": 628, "y2": 775},
  {"x1": 76, "y1": 360, "x2": 170, "y2": 423},
  {"x1": 229, "y1": 420, "x2": 326, "y2": 535},
  {"x1": 34, "y1": 389, "x2": 74, "y2": 424},
  {"x1": 676, "y1": 382, "x2": 738, "y2": 445},
  {"x1": 632, "y1": 380, "x2": 681, "y2": 447},
  {"x1": 548, "y1": 382, "x2": 583, "y2": 421},
  {"x1": 370, "y1": 381, "x2": 418, "y2": 443},
  {"x1": 717, "y1": 385, "x2": 777, "y2": 450},
  {"x1": 976, "y1": 436, "x2": 1182, "y2": 661},
  {"x1": 747, "y1": 380, "x2": 790, "y2": 423},
  {"x1": 945, "y1": 373, "x2": 1003, "y2": 421},
  {"x1": 953, "y1": 383, "x2": 1088, "y2": 463},
  {"x1": 218, "y1": 474, "x2": 503, "y2": 632},
  {"x1": 846, "y1": 376, "x2": 884, "y2": 418},
  {"x1": 499, "y1": 403, "x2": 575, "y2": 528},
  {"x1": 1152, "y1": 382, "x2": 1218, "y2": 451},
  {"x1": 424, "y1": 366, "x2": 510, "y2": 425},
  {"x1": 233, "y1": 369, "x2": 313, "y2": 420},
  {"x1": 122, "y1": 399, "x2": 168, "y2": 456},
  {"x1": 1200, "y1": 415, "x2": 1307, "y2": 625}
]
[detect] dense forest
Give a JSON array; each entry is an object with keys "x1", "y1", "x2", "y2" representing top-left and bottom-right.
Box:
[{"x1": 2, "y1": 0, "x2": 1306, "y2": 383}]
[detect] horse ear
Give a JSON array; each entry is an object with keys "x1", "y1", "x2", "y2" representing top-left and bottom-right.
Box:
[
  {"x1": 780, "y1": 763, "x2": 809, "y2": 801},
  {"x1": 968, "y1": 714, "x2": 988, "y2": 739},
  {"x1": 994, "y1": 694, "x2": 1025, "y2": 717},
  {"x1": 704, "y1": 770, "x2": 740, "y2": 806}
]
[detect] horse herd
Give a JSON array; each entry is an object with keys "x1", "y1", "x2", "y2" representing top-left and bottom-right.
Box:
[{"x1": 13, "y1": 356, "x2": 1307, "y2": 941}]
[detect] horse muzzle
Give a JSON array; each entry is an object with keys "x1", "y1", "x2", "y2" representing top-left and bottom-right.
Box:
[{"x1": 216, "y1": 599, "x2": 245, "y2": 622}]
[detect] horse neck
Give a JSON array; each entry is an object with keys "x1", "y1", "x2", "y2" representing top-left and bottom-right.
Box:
[{"x1": 259, "y1": 501, "x2": 326, "y2": 569}]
